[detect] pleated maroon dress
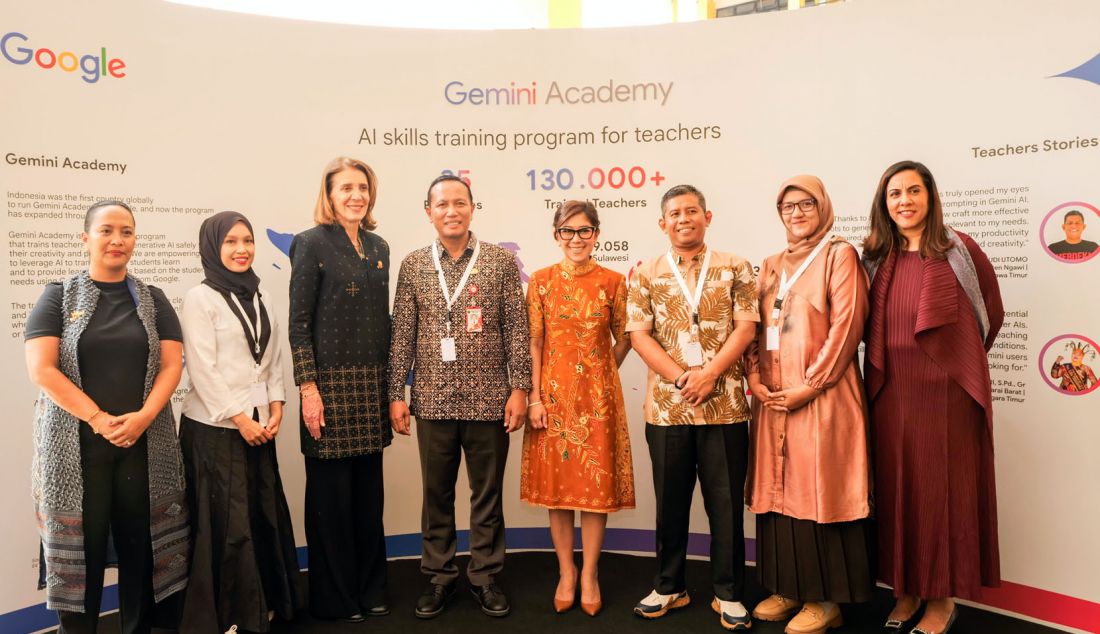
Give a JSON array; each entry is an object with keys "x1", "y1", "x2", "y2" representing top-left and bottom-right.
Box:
[{"x1": 868, "y1": 247, "x2": 1002, "y2": 601}]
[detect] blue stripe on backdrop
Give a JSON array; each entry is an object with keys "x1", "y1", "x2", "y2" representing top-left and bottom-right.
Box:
[
  {"x1": 2, "y1": 586, "x2": 119, "y2": 633},
  {"x1": 2, "y1": 529, "x2": 752, "y2": 633}
]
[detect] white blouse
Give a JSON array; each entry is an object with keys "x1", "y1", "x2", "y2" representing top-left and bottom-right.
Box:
[{"x1": 180, "y1": 284, "x2": 286, "y2": 429}]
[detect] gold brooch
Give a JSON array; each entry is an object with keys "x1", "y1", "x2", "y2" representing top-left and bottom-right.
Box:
[
  {"x1": 69, "y1": 310, "x2": 85, "y2": 321},
  {"x1": 377, "y1": 260, "x2": 384, "y2": 269}
]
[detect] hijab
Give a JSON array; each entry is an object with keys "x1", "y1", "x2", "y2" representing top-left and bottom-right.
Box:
[
  {"x1": 199, "y1": 211, "x2": 261, "y2": 302},
  {"x1": 199, "y1": 212, "x2": 271, "y2": 361},
  {"x1": 774, "y1": 174, "x2": 835, "y2": 276}
]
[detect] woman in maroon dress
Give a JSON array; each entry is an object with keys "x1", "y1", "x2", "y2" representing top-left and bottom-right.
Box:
[{"x1": 862, "y1": 161, "x2": 1004, "y2": 634}]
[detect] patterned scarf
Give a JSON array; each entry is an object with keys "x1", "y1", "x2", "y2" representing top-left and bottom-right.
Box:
[
  {"x1": 863, "y1": 227, "x2": 990, "y2": 342},
  {"x1": 32, "y1": 270, "x2": 189, "y2": 611}
]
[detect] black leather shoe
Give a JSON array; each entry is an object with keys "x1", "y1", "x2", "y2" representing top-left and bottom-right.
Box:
[
  {"x1": 367, "y1": 604, "x2": 390, "y2": 617},
  {"x1": 884, "y1": 599, "x2": 923, "y2": 632},
  {"x1": 415, "y1": 583, "x2": 456, "y2": 619},
  {"x1": 471, "y1": 583, "x2": 511, "y2": 617},
  {"x1": 341, "y1": 613, "x2": 365, "y2": 623}
]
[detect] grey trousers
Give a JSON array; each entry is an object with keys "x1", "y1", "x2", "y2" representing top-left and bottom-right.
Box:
[{"x1": 417, "y1": 418, "x2": 509, "y2": 586}]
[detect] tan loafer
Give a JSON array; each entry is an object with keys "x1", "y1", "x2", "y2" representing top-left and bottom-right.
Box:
[
  {"x1": 753, "y1": 594, "x2": 803, "y2": 621},
  {"x1": 785, "y1": 602, "x2": 844, "y2": 634}
]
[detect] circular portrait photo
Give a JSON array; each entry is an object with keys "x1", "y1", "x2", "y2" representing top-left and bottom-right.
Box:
[
  {"x1": 1039, "y1": 334, "x2": 1100, "y2": 395},
  {"x1": 1040, "y1": 201, "x2": 1100, "y2": 264}
]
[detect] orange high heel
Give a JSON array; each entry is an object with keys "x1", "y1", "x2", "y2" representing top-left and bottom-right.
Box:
[
  {"x1": 580, "y1": 598, "x2": 602, "y2": 617},
  {"x1": 554, "y1": 569, "x2": 578, "y2": 613},
  {"x1": 580, "y1": 574, "x2": 601, "y2": 616}
]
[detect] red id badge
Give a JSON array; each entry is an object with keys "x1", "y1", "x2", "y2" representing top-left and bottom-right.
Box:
[{"x1": 466, "y1": 306, "x2": 483, "y2": 333}]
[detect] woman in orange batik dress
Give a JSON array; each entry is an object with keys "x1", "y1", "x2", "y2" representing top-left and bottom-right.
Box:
[{"x1": 521, "y1": 199, "x2": 635, "y2": 617}]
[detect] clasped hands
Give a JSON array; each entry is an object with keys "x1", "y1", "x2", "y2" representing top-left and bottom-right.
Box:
[
  {"x1": 749, "y1": 379, "x2": 821, "y2": 412},
  {"x1": 676, "y1": 367, "x2": 720, "y2": 407},
  {"x1": 89, "y1": 410, "x2": 153, "y2": 448},
  {"x1": 233, "y1": 409, "x2": 282, "y2": 446}
]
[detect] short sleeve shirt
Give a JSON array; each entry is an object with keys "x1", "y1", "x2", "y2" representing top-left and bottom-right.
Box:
[
  {"x1": 625, "y1": 245, "x2": 759, "y2": 425},
  {"x1": 25, "y1": 279, "x2": 181, "y2": 416}
]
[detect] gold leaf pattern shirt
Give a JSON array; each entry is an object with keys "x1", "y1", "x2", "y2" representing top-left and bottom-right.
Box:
[{"x1": 625, "y1": 245, "x2": 759, "y2": 425}]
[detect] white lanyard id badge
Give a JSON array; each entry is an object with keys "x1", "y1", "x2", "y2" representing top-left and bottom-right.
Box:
[
  {"x1": 767, "y1": 237, "x2": 832, "y2": 350},
  {"x1": 432, "y1": 240, "x2": 481, "y2": 362},
  {"x1": 666, "y1": 248, "x2": 712, "y2": 367},
  {"x1": 228, "y1": 293, "x2": 271, "y2": 410}
]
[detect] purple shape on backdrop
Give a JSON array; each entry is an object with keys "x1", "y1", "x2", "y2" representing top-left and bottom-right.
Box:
[
  {"x1": 1053, "y1": 52, "x2": 1100, "y2": 87},
  {"x1": 267, "y1": 228, "x2": 296, "y2": 257},
  {"x1": 497, "y1": 241, "x2": 529, "y2": 283}
]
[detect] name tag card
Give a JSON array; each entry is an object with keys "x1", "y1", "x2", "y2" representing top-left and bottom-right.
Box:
[
  {"x1": 249, "y1": 382, "x2": 270, "y2": 409},
  {"x1": 679, "y1": 332, "x2": 705, "y2": 367},
  {"x1": 766, "y1": 326, "x2": 780, "y2": 351},
  {"x1": 441, "y1": 337, "x2": 457, "y2": 362}
]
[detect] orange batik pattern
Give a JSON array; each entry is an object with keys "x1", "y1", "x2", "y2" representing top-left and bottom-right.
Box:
[{"x1": 520, "y1": 260, "x2": 636, "y2": 512}]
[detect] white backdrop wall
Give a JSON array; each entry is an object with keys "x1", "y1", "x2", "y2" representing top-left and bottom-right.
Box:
[{"x1": 2, "y1": 0, "x2": 1098, "y2": 631}]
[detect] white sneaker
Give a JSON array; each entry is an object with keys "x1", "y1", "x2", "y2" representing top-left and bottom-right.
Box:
[
  {"x1": 711, "y1": 597, "x2": 752, "y2": 631},
  {"x1": 633, "y1": 589, "x2": 691, "y2": 618}
]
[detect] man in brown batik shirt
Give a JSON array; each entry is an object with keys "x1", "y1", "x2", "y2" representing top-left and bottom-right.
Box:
[{"x1": 388, "y1": 175, "x2": 531, "y2": 620}]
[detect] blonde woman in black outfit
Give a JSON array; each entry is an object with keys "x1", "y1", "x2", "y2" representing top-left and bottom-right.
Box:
[{"x1": 289, "y1": 157, "x2": 393, "y2": 622}]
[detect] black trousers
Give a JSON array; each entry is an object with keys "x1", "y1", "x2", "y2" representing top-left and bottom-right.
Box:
[
  {"x1": 58, "y1": 429, "x2": 155, "y2": 634},
  {"x1": 417, "y1": 419, "x2": 508, "y2": 586},
  {"x1": 646, "y1": 423, "x2": 749, "y2": 602},
  {"x1": 303, "y1": 453, "x2": 388, "y2": 618}
]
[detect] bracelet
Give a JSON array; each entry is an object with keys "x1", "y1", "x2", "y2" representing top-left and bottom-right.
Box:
[
  {"x1": 673, "y1": 370, "x2": 690, "y2": 389},
  {"x1": 300, "y1": 387, "x2": 319, "y2": 396},
  {"x1": 86, "y1": 409, "x2": 103, "y2": 434},
  {"x1": 527, "y1": 401, "x2": 542, "y2": 408}
]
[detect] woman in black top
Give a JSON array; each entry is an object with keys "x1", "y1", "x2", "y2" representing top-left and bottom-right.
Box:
[
  {"x1": 289, "y1": 157, "x2": 392, "y2": 621},
  {"x1": 25, "y1": 200, "x2": 188, "y2": 633}
]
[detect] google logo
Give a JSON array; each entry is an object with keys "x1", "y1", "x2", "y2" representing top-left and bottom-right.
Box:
[{"x1": 1, "y1": 31, "x2": 126, "y2": 84}]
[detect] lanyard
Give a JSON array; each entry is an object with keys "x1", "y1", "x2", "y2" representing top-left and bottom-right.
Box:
[
  {"x1": 227, "y1": 292, "x2": 265, "y2": 365},
  {"x1": 431, "y1": 239, "x2": 481, "y2": 333},
  {"x1": 772, "y1": 237, "x2": 832, "y2": 320},
  {"x1": 665, "y1": 247, "x2": 712, "y2": 332}
]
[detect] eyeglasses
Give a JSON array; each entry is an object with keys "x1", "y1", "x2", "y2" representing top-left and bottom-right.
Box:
[
  {"x1": 556, "y1": 226, "x2": 596, "y2": 240},
  {"x1": 777, "y1": 199, "x2": 817, "y2": 216}
]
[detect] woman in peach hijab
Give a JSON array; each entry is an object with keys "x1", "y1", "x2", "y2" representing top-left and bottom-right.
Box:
[{"x1": 745, "y1": 175, "x2": 874, "y2": 634}]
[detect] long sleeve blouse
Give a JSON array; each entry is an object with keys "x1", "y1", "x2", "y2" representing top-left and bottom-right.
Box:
[
  {"x1": 180, "y1": 284, "x2": 286, "y2": 428},
  {"x1": 745, "y1": 238, "x2": 872, "y2": 523}
]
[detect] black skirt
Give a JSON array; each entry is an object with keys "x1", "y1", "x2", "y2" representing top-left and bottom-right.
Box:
[
  {"x1": 755, "y1": 512, "x2": 876, "y2": 603},
  {"x1": 179, "y1": 415, "x2": 305, "y2": 633}
]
